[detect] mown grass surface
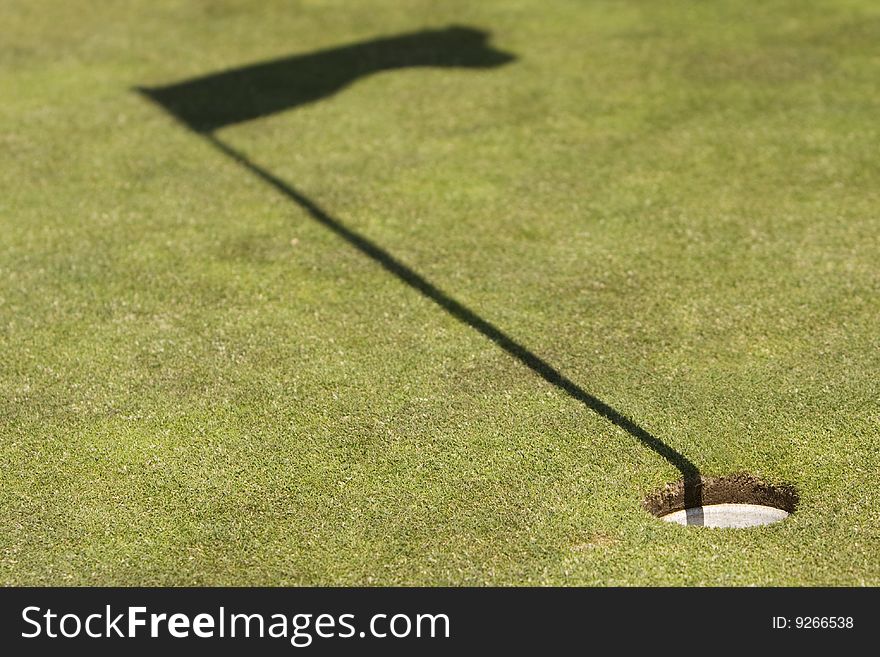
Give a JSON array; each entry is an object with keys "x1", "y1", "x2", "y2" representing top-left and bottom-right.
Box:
[{"x1": 1, "y1": 0, "x2": 878, "y2": 585}]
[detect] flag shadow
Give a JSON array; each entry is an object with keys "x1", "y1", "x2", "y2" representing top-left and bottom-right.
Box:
[
  {"x1": 138, "y1": 26, "x2": 514, "y2": 133},
  {"x1": 137, "y1": 25, "x2": 704, "y2": 523}
]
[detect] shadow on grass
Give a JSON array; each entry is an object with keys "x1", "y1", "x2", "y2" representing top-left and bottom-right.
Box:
[
  {"x1": 138, "y1": 26, "x2": 514, "y2": 133},
  {"x1": 137, "y1": 26, "x2": 704, "y2": 523}
]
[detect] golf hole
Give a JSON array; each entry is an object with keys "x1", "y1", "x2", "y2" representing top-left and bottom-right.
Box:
[{"x1": 644, "y1": 474, "x2": 798, "y2": 528}]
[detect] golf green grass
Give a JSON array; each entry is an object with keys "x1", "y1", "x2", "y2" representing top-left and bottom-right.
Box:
[{"x1": 1, "y1": 0, "x2": 878, "y2": 585}]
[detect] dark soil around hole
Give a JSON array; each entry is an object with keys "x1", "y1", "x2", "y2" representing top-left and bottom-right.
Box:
[{"x1": 643, "y1": 473, "x2": 799, "y2": 517}]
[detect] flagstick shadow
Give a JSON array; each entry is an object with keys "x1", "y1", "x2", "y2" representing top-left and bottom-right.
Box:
[
  {"x1": 136, "y1": 25, "x2": 704, "y2": 522},
  {"x1": 201, "y1": 132, "x2": 704, "y2": 519}
]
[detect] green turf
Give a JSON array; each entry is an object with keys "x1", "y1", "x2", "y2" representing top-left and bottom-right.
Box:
[{"x1": 1, "y1": 0, "x2": 878, "y2": 585}]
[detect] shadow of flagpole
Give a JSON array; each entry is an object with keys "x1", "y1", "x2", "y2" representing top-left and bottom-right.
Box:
[{"x1": 137, "y1": 26, "x2": 705, "y2": 524}]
